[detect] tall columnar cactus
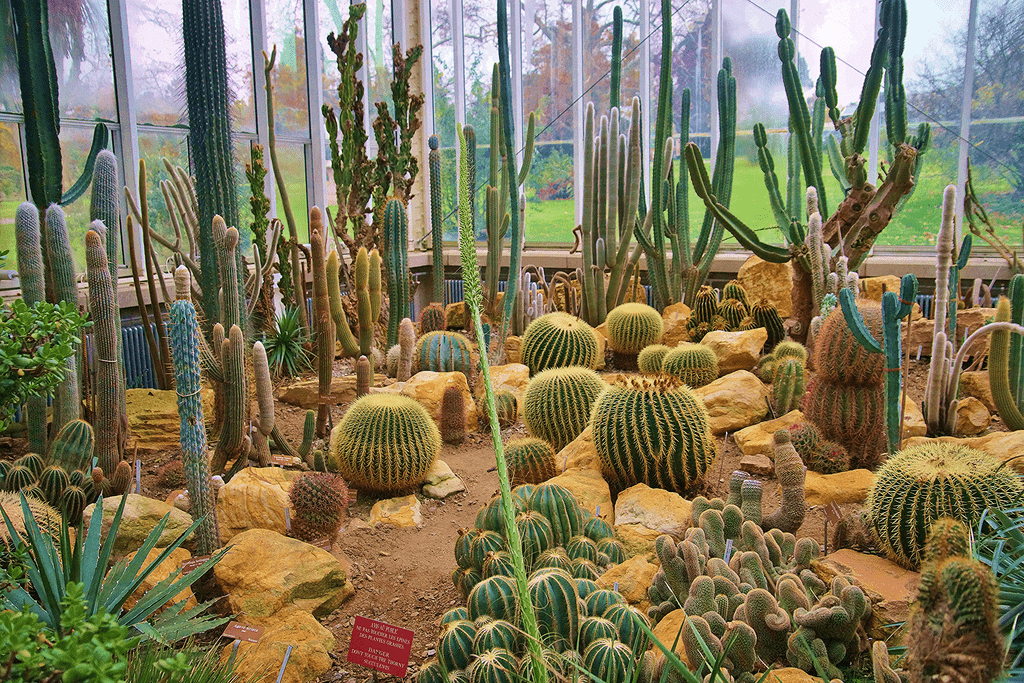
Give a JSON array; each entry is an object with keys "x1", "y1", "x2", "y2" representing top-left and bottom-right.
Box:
[
  {"x1": 839, "y1": 274, "x2": 917, "y2": 454},
  {"x1": 440, "y1": 385, "x2": 467, "y2": 445},
  {"x1": 310, "y1": 217, "x2": 335, "y2": 437},
  {"x1": 357, "y1": 247, "x2": 378, "y2": 358},
  {"x1": 384, "y1": 198, "x2": 410, "y2": 348},
  {"x1": 45, "y1": 205, "x2": 80, "y2": 434},
  {"x1": 15, "y1": 203, "x2": 48, "y2": 454},
  {"x1": 183, "y1": 0, "x2": 241, "y2": 326},
  {"x1": 326, "y1": 249, "x2": 358, "y2": 357},
  {"x1": 990, "y1": 290, "x2": 1024, "y2": 430},
  {"x1": 428, "y1": 134, "x2": 445, "y2": 305},
  {"x1": 865, "y1": 442, "x2": 1022, "y2": 569},
  {"x1": 355, "y1": 355, "x2": 372, "y2": 398},
  {"x1": 590, "y1": 375, "x2": 718, "y2": 494},
  {"x1": 328, "y1": 394, "x2": 440, "y2": 493},
  {"x1": 522, "y1": 368, "x2": 607, "y2": 451},
  {"x1": 520, "y1": 312, "x2": 600, "y2": 375},
  {"x1": 85, "y1": 227, "x2": 123, "y2": 474},
  {"x1": 168, "y1": 266, "x2": 220, "y2": 556},
  {"x1": 252, "y1": 341, "x2": 274, "y2": 467},
  {"x1": 212, "y1": 324, "x2": 247, "y2": 473}
]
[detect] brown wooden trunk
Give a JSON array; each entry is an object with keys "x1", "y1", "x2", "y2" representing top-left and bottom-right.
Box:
[{"x1": 788, "y1": 264, "x2": 814, "y2": 344}]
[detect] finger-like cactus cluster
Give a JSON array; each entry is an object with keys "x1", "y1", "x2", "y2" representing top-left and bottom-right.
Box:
[
  {"x1": 771, "y1": 357, "x2": 806, "y2": 414},
  {"x1": 660, "y1": 343, "x2": 719, "y2": 388},
  {"x1": 865, "y1": 442, "x2": 1022, "y2": 568},
  {"x1": 328, "y1": 394, "x2": 441, "y2": 494},
  {"x1": 523, "y1": 367, "x2": 607, "y2": 451},
  {"x1": 591, "y1": 375, "x2": 717, "y2": 494},
  {"x1": 520, "y1": 312, "x2": 600, "y2": 374}
]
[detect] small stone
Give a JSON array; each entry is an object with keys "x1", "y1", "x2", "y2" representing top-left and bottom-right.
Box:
[
  {"x1": 737, "y1": 255, "x2": 794, "y2": 319},
  {"x1": 739, "y1": 453, "x2": 774, "y2": 476},
  {"x1": 804, "y1": 469, "x2": 875, "y2": 506},
  {"x1": 422, "y1": 476, "x2": 466, "y2": 499},
  {"x1": 444, "y1": 302, "x2": 467, "y2": 329},
  {"x1": 613, "y1": 523, "x2": 662, "y2": 558},
  {"x1": 960, "y1": 371, "x2": 996, "y2": 412},
  {"x1": 693, "y1": 370, "x2": 770, "y2": 434},
  {"x1": 954, "y1": 396, "x2": 990, "y2": 435},
  {"x1": 596, "y1": 554, "x2": 658, "y2": 606},
  {"x1": 734, "y1": 410, "x2": 804, "y2": 457},
  {"x1": 701, "y1": 329, "x2": 769, "y2": 373},
  {"x1": 556, "y1": 425, "x2": 601, "y2": 472},
  {"x1": 613, "y1": 484, "x2": 692, "y2": 539},
  {"x1": 369, "y1": 495, "x2": 422, "y2": 528},
  {"x1": 397, "y1": 371, "x2": 479, "y2": 433},
  {"x1": 505, "y1": 336, "x2": 522, "y2": 364},
  {"x1": 661, "y1": 302, "x2": 693, "y2": 347},
  {"x1": 902, "y1": 397, "x2": 927, "y2": 438},
  {"x1": 475, "y1": 364, "x2": 529, "y2": 408}
]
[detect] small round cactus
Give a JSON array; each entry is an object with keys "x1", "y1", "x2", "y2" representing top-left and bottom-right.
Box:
[
  {"x1": 750, "y1": 298, "x2": 786, "y2": 352},
  {"x1": 605, "y1": 303, "x2": 663, "y2": 355},
  {"x1": 418, "y1": 302, "x2": 448, "y2": 334},
  {"x1": 866, "y1": 442, "x2": 1023, "y2": 568},
  {"x1": 288, "y1": 471, "x2": 348, "y2": 542},
  {"x1": 494, "y1": 391, "x2": 518, "y2": 428},
  {"x1": 661, "y1": 344, "x2": 719, "y2": 388},
  {"x1": 440, "y1": 385, "x2": 467, "y2": 445},
  {"x1": 722, "y1": 280, "x2": 749, "y2": 308},
  {"x1": 637, "y1": 344, "x2": 670, "y2": 374},
  {"x1": 716, "y1": 298, "x2": 748, "y2": 330},
  {"x1": 329, "y1": 394, "x2": 441, "y2": 494},
  {"x1": 520, "y1": 312, "x2": 600, "y2": 374},
  {"x1": 413, "y1": 331, "x2": 473, "y2": 374},
  {"x1": 506, "y1": 438, "x2": 557, "y2": 486},
  {"x1": 523, "y1": 367, "x2": 607, "y2": 451},
  {"x1": 692, "y1": 285, "x2": 718, "y2": 323}
]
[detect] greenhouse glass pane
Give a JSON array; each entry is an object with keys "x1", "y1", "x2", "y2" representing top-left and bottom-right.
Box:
[
  {"x1": 57, "y1": 125, "x2": 103, "y2": 269},
  {"x1": 429, "y1": 0, "x2": 458, "y2": 241},
  {"x1": 463, "y1": 0, "x2": 497, "y2": 241},
  {"x1": 366, "y1": 0, "x2": 395, "y2": 116},
  {"x1": 0, "y1": 4, "x2": 19, "y2": 113},
  {"x1": 0, "y1": 121, "x2": 25, "y2": 269},
  {"x1": 126, "y1": 0, "x2": 185, "y2": 125},
  {"x1": 267, "y1": 0, "x2": 310, "y2": 135},
  {"x1": 272, "y1": 142, "x2": 310, "y2": 242},
  {"x1": 224, "y1": 0, "x2": 255, "y2": 134},
  {"x1": 137, "y1": 130, "x2": 191, "y2": 263},
  {"x1": 48, "y1": 0, "x2": 116, "y2": 120}
]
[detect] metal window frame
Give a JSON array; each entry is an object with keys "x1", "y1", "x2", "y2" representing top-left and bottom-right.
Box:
[{"x1": 107, "y1": 0, "x2": 140, "y2": 269}]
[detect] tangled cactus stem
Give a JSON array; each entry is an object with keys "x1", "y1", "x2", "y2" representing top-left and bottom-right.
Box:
[
  {"x1": 168, "y1": 266, "x2": 220, "y2": 555},
  {"x1": 85, "y1": 227, "x2": 123, "y2": 473},
  {"x1": 839, "y1": 274, "x2": 917, "y2": 454}
]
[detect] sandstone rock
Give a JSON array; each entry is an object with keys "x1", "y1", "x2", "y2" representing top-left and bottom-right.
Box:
[
  {"x1": 275, "y1": 375, "x2": 387, "y2": 408},
  {"x1": 956, "y1": 307, "x2": 998, "y2": 341},
  {"x1": 861, "y1": 276, "x2": 902, "y2": 302},
  {"x1": 739, "y1": 453, "x2": 774, "y2": 476},
  {"x1": 904, "y1": 318, "x2": 935, "y2": 356},
  {"x1": 651, "y1": 610, "x2": 691, "y2": 665},
  {"x1": 661, "y1": 302, "x2": 693, "y2": 347},
  {"x1": 369, "y1": 495, "x2": 422, "y2": 528},
  {"x1": 904, "y1": 431, "x2": 1024, "y2": 475},
  {"x1": 400, "y1": 371, "x2": 479, "y2": 432},
  {"x1": 596, "y1": 554, "x2": 658, "y2": 606},
  {"x1": 700, "y1": 329, "x2": 768, "y2": 374},
  {"x1": 765, "y1": 669, "x2": 825, "y2": 683},
  {"x1": 217, "y1": 467, "x2": 302, "y2": 542},
  {"x1": 214, "y1": 529, "x2": 354, "y2": 619},
  {"x1": 804, "y1": 469, "x2": 875, "y2": 506},
  {"x1": 734, "y1": 410, "x2": 804, "y2": 457},
  {"x1": 902, "y1": 397, "x2": 927, "y2": 438},
  {"x1": 421, "y1": 460, "x2": 466, "y2": 499},
  {"x1": 954, "y1": 396, "x2": 990, "y2": 435},
  {"x1": 505, "y1": 336, "x2": 522, "y2": 364},
  {"x1": 614, "y1": 523, "x2": 662, "y2": 558},
  {"x1": 475, "y1": 363, "x2": 529, "y2": 407},
  {"x1": 595, "y1": 330, "x2": 606, "y2": 370},
  {"x1": 960, "y1": 370, "x2": 996, "y2": 412},
  {"x1": 814, "y1": 549, "x2": 919, "y2": 641},
  {"x1": 548, "y1": 467, "x2": 613, "y2": 522},
  {"x1": 83, "y1": 494, "x2": 194, "y2": 556},
  {"x1": 613, "y1": 484, "x2": 692, "y2": 539},
  {"x1": 445, "y1": 301, "x2": 467, "y2": 329},
  {"x1": 736, "y1": 255, "x2": 794, "y2": 318},
  {"x1": 556, "y1": 425, "x2": 602, "y2": 472},
  {"x1": 595, "y1": 321, "x2": 609, "y2": 341},
  {"x1": 223, "y1": 609, "x2": 335, "y2": 683},
  {"x1": 694, "y1": 370, "x2": 770, "y2": 435},
  {"x1": 122, "y1": 547, "x2": 197, "y2": 615},
  {"x1": 126, "y1": 388, "x2": 214, "y2": 452}
]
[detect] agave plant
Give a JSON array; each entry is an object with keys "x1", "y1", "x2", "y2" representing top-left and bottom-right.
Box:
[
  {"x1": 263, "y1": 306, "x2": 311, "y2": 377},
  {"x1": 1, "y1": 492, "x2": 229, "y2": 641},
  {"x1": 976, "y1": 506, "x2": 1024, "y2": 678}
]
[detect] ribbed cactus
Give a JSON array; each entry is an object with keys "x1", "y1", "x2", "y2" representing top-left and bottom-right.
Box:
[
  {"x1": 251, "y1": 341, "x2": 274, "y2": 466},
  {"x1": 419, "y1": 303, "x2": 447, "y2": 335},
  {"x1": 722, "y1": 280, "x2": 749, "y2": 308},
  {"x1": 467, "y1": 575, "x2": 519, "y2": 622},
  {"x1": 506, "y1": 438, "x2": 556, "y2": 486},
  {"x1": 45, "y1": 205, "x2": 80, "y2": 434},
  {"x1": 183, "y1": 0, "x2": 241, "y2": 325},
  {"x1": 788, "y1": 423, "x2": 849, "y2": 474},
  {"x1": 716, "y1": 298, "x2": 748, "y2": 330},
  {"x1": 14, "y1": 203, "x2": 47, "y2": 454},
  {"x1": 772, "y1": 357, "x2": 805, "y2": 414},
  {"x1": 37, "y1": 465, "x2": 69, "y2": 508},
  {"x1": 636, "y1": 344, "x2": 670, "y2": 374},
  {"x1": 398, "y1": 317, "x2": 415, "y2": 382},
  {"x1": 355, "y1": 355, "x2": 371, "y2": 398},
  {"x1": 288, "y1": 471, "x2": 348, "y2": 542},
  {"x1": 516, "y1": 511, "x2": 554, "y2": 569},
  {"x1": 384, "y1": 198, "x2": 410, "y2": 347},
  {"x1": 473, "y1": 619, "x2": 519, "y2": 655},
  {"x1": 751, "y1": 299, "x2": 786, "y2": 352},
  {"x1": 212, "y1": 324, "x2": 247, "y2": 473},
  {"x1": 84, "y1": 227, "x2": 122, "y2": 474},
  {"x1": 661, "y1": 344, "x2": 719, "y2": 388},
  {"x1": 865, "y1": 442, "x2": 1022, "y2": 569},
  {"x1": 591, "y1": 375, "x2": 717, "y2": 494},
  {"x1": 495, "y1": 391, "x2": 518, "y2": 428},
  {"x1": 428, "y1": 135, "x2": 445, "y2": 304},
  {"x1": 762, "y1": 431, "x2": 806, "y2": 533},
  {"x1": 520, "y1": 313, "x2": 600, "y2": 375},
  {"x1": 522, "y1": 367, "x2": 607, "y2": 451},
  {"x1": 441, "y1": 385, "x2": 467, "y2": 445},
  {"x1": 988, "y1": 289, "x2": 1024, "y2": 430},
  {"x1": 439, "y1": 620, "x2": 477, "y2": 672},
  {"x1": 311, "y1": 220, "x2": 335, "y2": 436},
  {"x1": 328, "y1": 394, "x2": 440, "y2": 494},
  {"x1": 413, "y1": 331, "x2": 473, "y2": 375},
  {"x1": 168, "y1": 266, "x2": 220, "y2": 556},
  {"x1": 47, "y1": 419, "x2": 94, "y2": 474},
  {"x1": 605, "y1": 303, "x2": 663, "y2": 355},
  {"x1": 527, "y1": 483, "x2": 585, "y2": 548},
  {"x1": 527, "y1": 568, "x2": 580, "y2": 652}
]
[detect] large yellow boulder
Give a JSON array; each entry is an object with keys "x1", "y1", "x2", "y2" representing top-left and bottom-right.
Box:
[
  {"x1": 376, "y1": 371, "x2": 479, "y2": 432},
  {"x1": 734, "y1": 410, "x2": 804, "y2": 457},
  {"x1": 127, "y1": 388, "x2": 214, "y2": 452},
  {"x1": 122, "y1": 547, "x2": 197, "y2": 615},
  {"x1": 693, "y1": 370, "x2": 770, "y2": 435},
  {"x1": 803, "y1": 469, "x2": 875, "y2": 506},
  {"x1": 82, "y1": 494, "x2": 194, "y2": 556},
  {"x1": 613, "y1": 483, "x2": 692, "y2": 539},
  {"x1": 737, "y1": 255, "x2": 794, "y2": 318},
  {"x1": 222, "y1": 609, "x2": 335, "y2": 683},
  {"x1": 216, "y1": 467, "x2": 302, "y2": 542},
  {"x1": 700, "y1": 329, "x2": 768, "y2": 373}
]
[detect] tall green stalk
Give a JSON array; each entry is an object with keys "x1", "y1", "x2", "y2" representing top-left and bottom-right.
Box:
[{"x1": 457, "y1": 125, "x2": 547, "y2": 683}]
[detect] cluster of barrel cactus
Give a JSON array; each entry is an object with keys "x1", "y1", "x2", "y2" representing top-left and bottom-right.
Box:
[
  {"x1": 506, "y1": 438, "x2": 557, "y2": 486},
  {"x1": 686, "y1": 282, "x2": 783, "y2": 344}
]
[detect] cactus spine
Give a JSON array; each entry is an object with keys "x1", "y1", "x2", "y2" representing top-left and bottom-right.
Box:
[
  {"x1": 384, "y1": 198, "x2": 410, "y2": 348},
  {"x1": 45, "y1": 205, "x2": 80, "y2": 433},
  {"x1": 15, "y1": 203, "x2": 48, "y2": 454},
  {"x1": 311, "y1": 216, "x2": 335, "y2": 436},
  {"x1": 85, "y1": 227, "x2": 123, "y2": 473},
  {"x1": 47, "y1": 419, "x2": 94, "y2": 474},
  {"x1": 523, "y1": 368, "x2": 607, "y2": 451},
  {"x1": 520, "y1": 313, "x2": 600, "y2": 375},
  {"x1": 168, "y1": 266, "x2": 220, "y2": 556}
]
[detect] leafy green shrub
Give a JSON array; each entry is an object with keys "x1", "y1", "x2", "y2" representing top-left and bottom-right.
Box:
[{"x1": 262, "y1": 306, "x2": 310, "y2": 377}]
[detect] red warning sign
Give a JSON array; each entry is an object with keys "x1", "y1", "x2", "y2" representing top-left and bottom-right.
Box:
[{"x1": 346, "y1": 615, "x2": 414, "y2": 678}]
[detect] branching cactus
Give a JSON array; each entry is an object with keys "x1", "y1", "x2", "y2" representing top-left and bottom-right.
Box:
[
  {"x1": 85, "y1": 227, "x2": 123, "y2": 473},
  {"x1": 168, "y1": 266, "x2": 220, "y2": 556}
]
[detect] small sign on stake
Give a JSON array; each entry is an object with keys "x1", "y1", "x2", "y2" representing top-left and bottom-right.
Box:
[
  {"x1": 824, "y1": 501, "x2": 843, "y2": 526},
  {"x1": 222, "y1": 622, "x2": 264, "y2": 644},
  {"x1": 180, "y1": 554, "x2": 213, "y2": 576},
  {"x1": 312, "y1": 537, "x2": 332, "y2": 551},
  {"x1": 271, "y1": 454, "x2": 290, "y2": 467},
  {"x1": 347, "y1": 616, "x2": 414, "y2": 678},
  {"x1": 135, "y1": 460, "x2": 142, "y2": 494},
  {"x1": 723, "y1": 538, "x2": 734, "y2": 563},
  {"x1": 284, "y1": 507, "x2": 291, "y2": 533}
]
